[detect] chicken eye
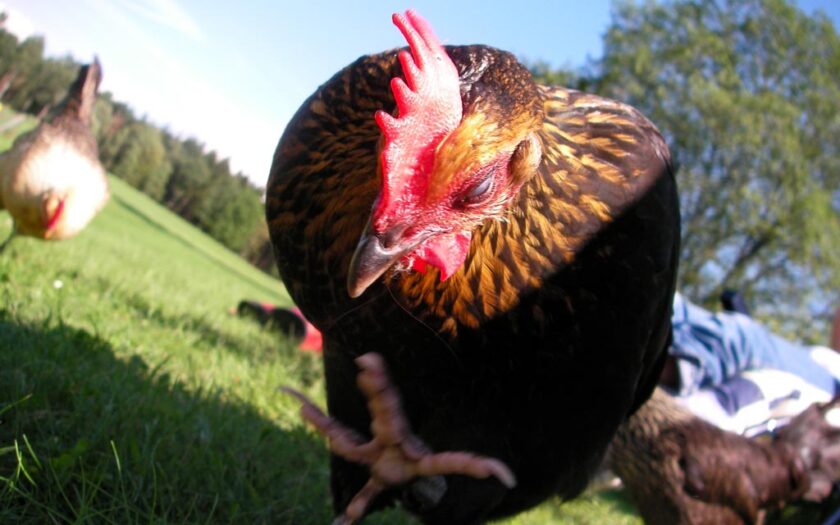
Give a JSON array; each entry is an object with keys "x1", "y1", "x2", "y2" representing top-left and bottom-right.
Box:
[{"x1": 457, "y1": 176, "x2": 493, "y2": 207}]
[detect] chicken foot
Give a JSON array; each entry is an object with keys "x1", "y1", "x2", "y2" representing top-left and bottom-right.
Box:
[{"x1": 283, "y1": 352, "x2": 516, "y2": 524}]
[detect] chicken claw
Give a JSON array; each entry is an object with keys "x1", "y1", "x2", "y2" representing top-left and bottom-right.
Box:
[{"x1": 282, "y1": 352, "x2": 516, "y2": 524}]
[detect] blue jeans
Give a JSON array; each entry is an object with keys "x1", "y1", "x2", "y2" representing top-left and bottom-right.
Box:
[{"x1": 670, "y1": 293, "x2": 837, "y2": 395}]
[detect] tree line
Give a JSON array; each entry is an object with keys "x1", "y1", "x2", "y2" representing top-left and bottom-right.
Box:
[{"x1": 0, "y1": 18, "x2": 275, "y2": 273}]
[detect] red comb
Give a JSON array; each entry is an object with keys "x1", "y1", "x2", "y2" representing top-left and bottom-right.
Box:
[{"x1": 373, "y1": 10, "x2": 462, "y2": 229}]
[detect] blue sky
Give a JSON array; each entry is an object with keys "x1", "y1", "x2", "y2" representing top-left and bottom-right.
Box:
[{"x1": 2, "y1": 1, "x2": 839, "y2": 187}]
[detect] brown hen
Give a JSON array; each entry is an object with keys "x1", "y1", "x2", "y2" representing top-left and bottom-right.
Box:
[
  {"x1": 610, "y1": 388, "x2": 840, "y2": 525},
  {"x1": 267, "y1": 10, "x2": 680, "y2": 524}
]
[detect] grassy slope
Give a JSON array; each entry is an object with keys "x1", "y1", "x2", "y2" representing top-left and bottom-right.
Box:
[{"x1": 0, "y1": 111, "x2": 640, "y2": 524}]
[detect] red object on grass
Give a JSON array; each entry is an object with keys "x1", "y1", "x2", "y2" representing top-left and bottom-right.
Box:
[
  {"x1": 289, "y1": 306, "x2": 323, "y2": 353},
  {"x1": 234, "y1": 300, "x2": 323, "y2": 353}
]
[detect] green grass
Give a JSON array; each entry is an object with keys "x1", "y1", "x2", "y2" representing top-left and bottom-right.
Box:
[
  {"x1": 0, "y1": 105, "x2": 37, "y2": 151},
  {"x1": 0, "y1": 109, "x2": 641, "y2": 524}
]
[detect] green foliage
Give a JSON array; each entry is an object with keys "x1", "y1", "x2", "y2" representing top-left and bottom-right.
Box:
[
  {"x1": 535, "y1": 0, "x2": 840, "y2": 339},
  {"x1": 0, "y1": 27, "x2": 18, "y2": 76},
  {"x1": 240, "y1": 221, "x2": 279, "y2": 277},
  {"x1": 162, "y1": 137, "x2": 212, "y2": 219},
  {"x1": 110, "y1": 122, "x2": 172, "y2": 200},
  {"x1": 2, "y1": 37, "x2": 76, "y2": 115},
  {"x1": 195, "y1": 173, "x2": 265, "y2": 253},
  {"x1": 528, "y1": 60, "x2": 594, "y2": 93}
]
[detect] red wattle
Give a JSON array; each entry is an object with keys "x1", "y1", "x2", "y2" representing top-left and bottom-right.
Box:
[
  {"x1": 411, "y1": 231, "x2": 472, "y2": 281},
  {"x1": 46, "y1": 199, "x2": 65, "y2": 232},
  {"x1": 411, "y1": 258, "x2": 427, "y2": 274}
]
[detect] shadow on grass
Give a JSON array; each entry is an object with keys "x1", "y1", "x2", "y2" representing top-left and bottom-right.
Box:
[
  {"x1": 0, "y1": 311, "x2": 333, "y2": 524},
  {"x1": 98, "y1": 286, "x2": 322, "y2": 391},
  {"x1": 118, "y1": 286, "x2": 279, "y2": 360}
]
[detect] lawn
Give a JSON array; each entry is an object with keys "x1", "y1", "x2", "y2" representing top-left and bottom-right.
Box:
[{"x1": 0, "y1": 109, "x2": 640, "y2": 524}]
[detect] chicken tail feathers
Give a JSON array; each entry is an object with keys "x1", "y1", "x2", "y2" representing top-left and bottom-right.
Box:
[{"x1": 57, "y1": 57, "x2": 102, "y2": 125}]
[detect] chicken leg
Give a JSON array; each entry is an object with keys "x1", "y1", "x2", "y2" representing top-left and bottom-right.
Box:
[{"x1": 283, "y1": 352, "x2": 516, "y2": 524}]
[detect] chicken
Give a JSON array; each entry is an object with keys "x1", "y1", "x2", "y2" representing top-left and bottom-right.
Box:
[
  {"x1": 266, "y1": 10, "x2": 680, "y2": 524},
  {"x1": 0, "y1": 59, "x2": 109, "y2": 244},
  {"x1": 609, "y1": 388, "x2": 840, "y2": 525}
]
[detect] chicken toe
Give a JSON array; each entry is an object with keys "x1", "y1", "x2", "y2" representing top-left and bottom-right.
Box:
[{"x1": 283, "y1": 351, "x2": 516, "y2": 524}]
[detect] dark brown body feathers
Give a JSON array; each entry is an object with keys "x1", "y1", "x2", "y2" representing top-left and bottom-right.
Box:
[
  {"x1": 610, "y1": 389, "x2": 840, "y2": 525},
  {"x1": 267, "y1": 45, "x2": 680, "y2": 523}
]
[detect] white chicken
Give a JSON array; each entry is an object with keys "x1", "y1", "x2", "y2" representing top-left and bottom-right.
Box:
[{"x1": 0, "y1": 59, "x2": 108, "y2": 243}]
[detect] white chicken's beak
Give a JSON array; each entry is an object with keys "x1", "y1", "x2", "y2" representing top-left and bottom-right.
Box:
[{"x1": 42, "y1": 194, "x2": 66, "y2": 239}]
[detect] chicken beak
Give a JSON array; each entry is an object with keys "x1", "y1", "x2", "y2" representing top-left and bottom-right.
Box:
[
  {"x1": 347, "y1": 224, "x2": 415, "y2": 299},
  {"x1": 43, "y1": 194, "x2": 66, "y2": 239}
]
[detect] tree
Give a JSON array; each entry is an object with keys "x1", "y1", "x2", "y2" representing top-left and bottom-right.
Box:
[
  {"x1": 527, "y1": 60, "x2": 593, "y2": 93},
  {"x1": 241, "y1": 220, "x2": 278, "y2": 276},
  {"x1": 163, "y1": 137, "x2": 212, "y2": 220},
  {"x1": 206, "y1": 179, "x2": 264, "y2": 253},
  {"x1": 193, "y1": 160, "x2": 264, "y2": 253},
  {"x1": 590, "y1": 0, "x2": 840, "y2": 339},
  {"x1": 92, "y1": 93, "x2": 134, "y2": 167},
  {"x1": 110, "y1": 122, "x2": 172, "y2": 200},
  {"x1": 0, "y1": 27, "x2": 18, "y2": 81},
  {"x1": 2, "y1": 36, "x2": 44, "y2": 110},
  {"x1": 18, "y1": 56, "x2": 77, "y2": 115}
]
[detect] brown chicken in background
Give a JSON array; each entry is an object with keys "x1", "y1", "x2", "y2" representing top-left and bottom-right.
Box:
[
  {"x1": 267, "y1": 10, "x2": 679, "y2": 524},
  {"x1": 0, "y1": 59, "x2": 109, "y2": 243},
  {"x1": 610, "y1": 388, "x2": 840, "y2": 525}
]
